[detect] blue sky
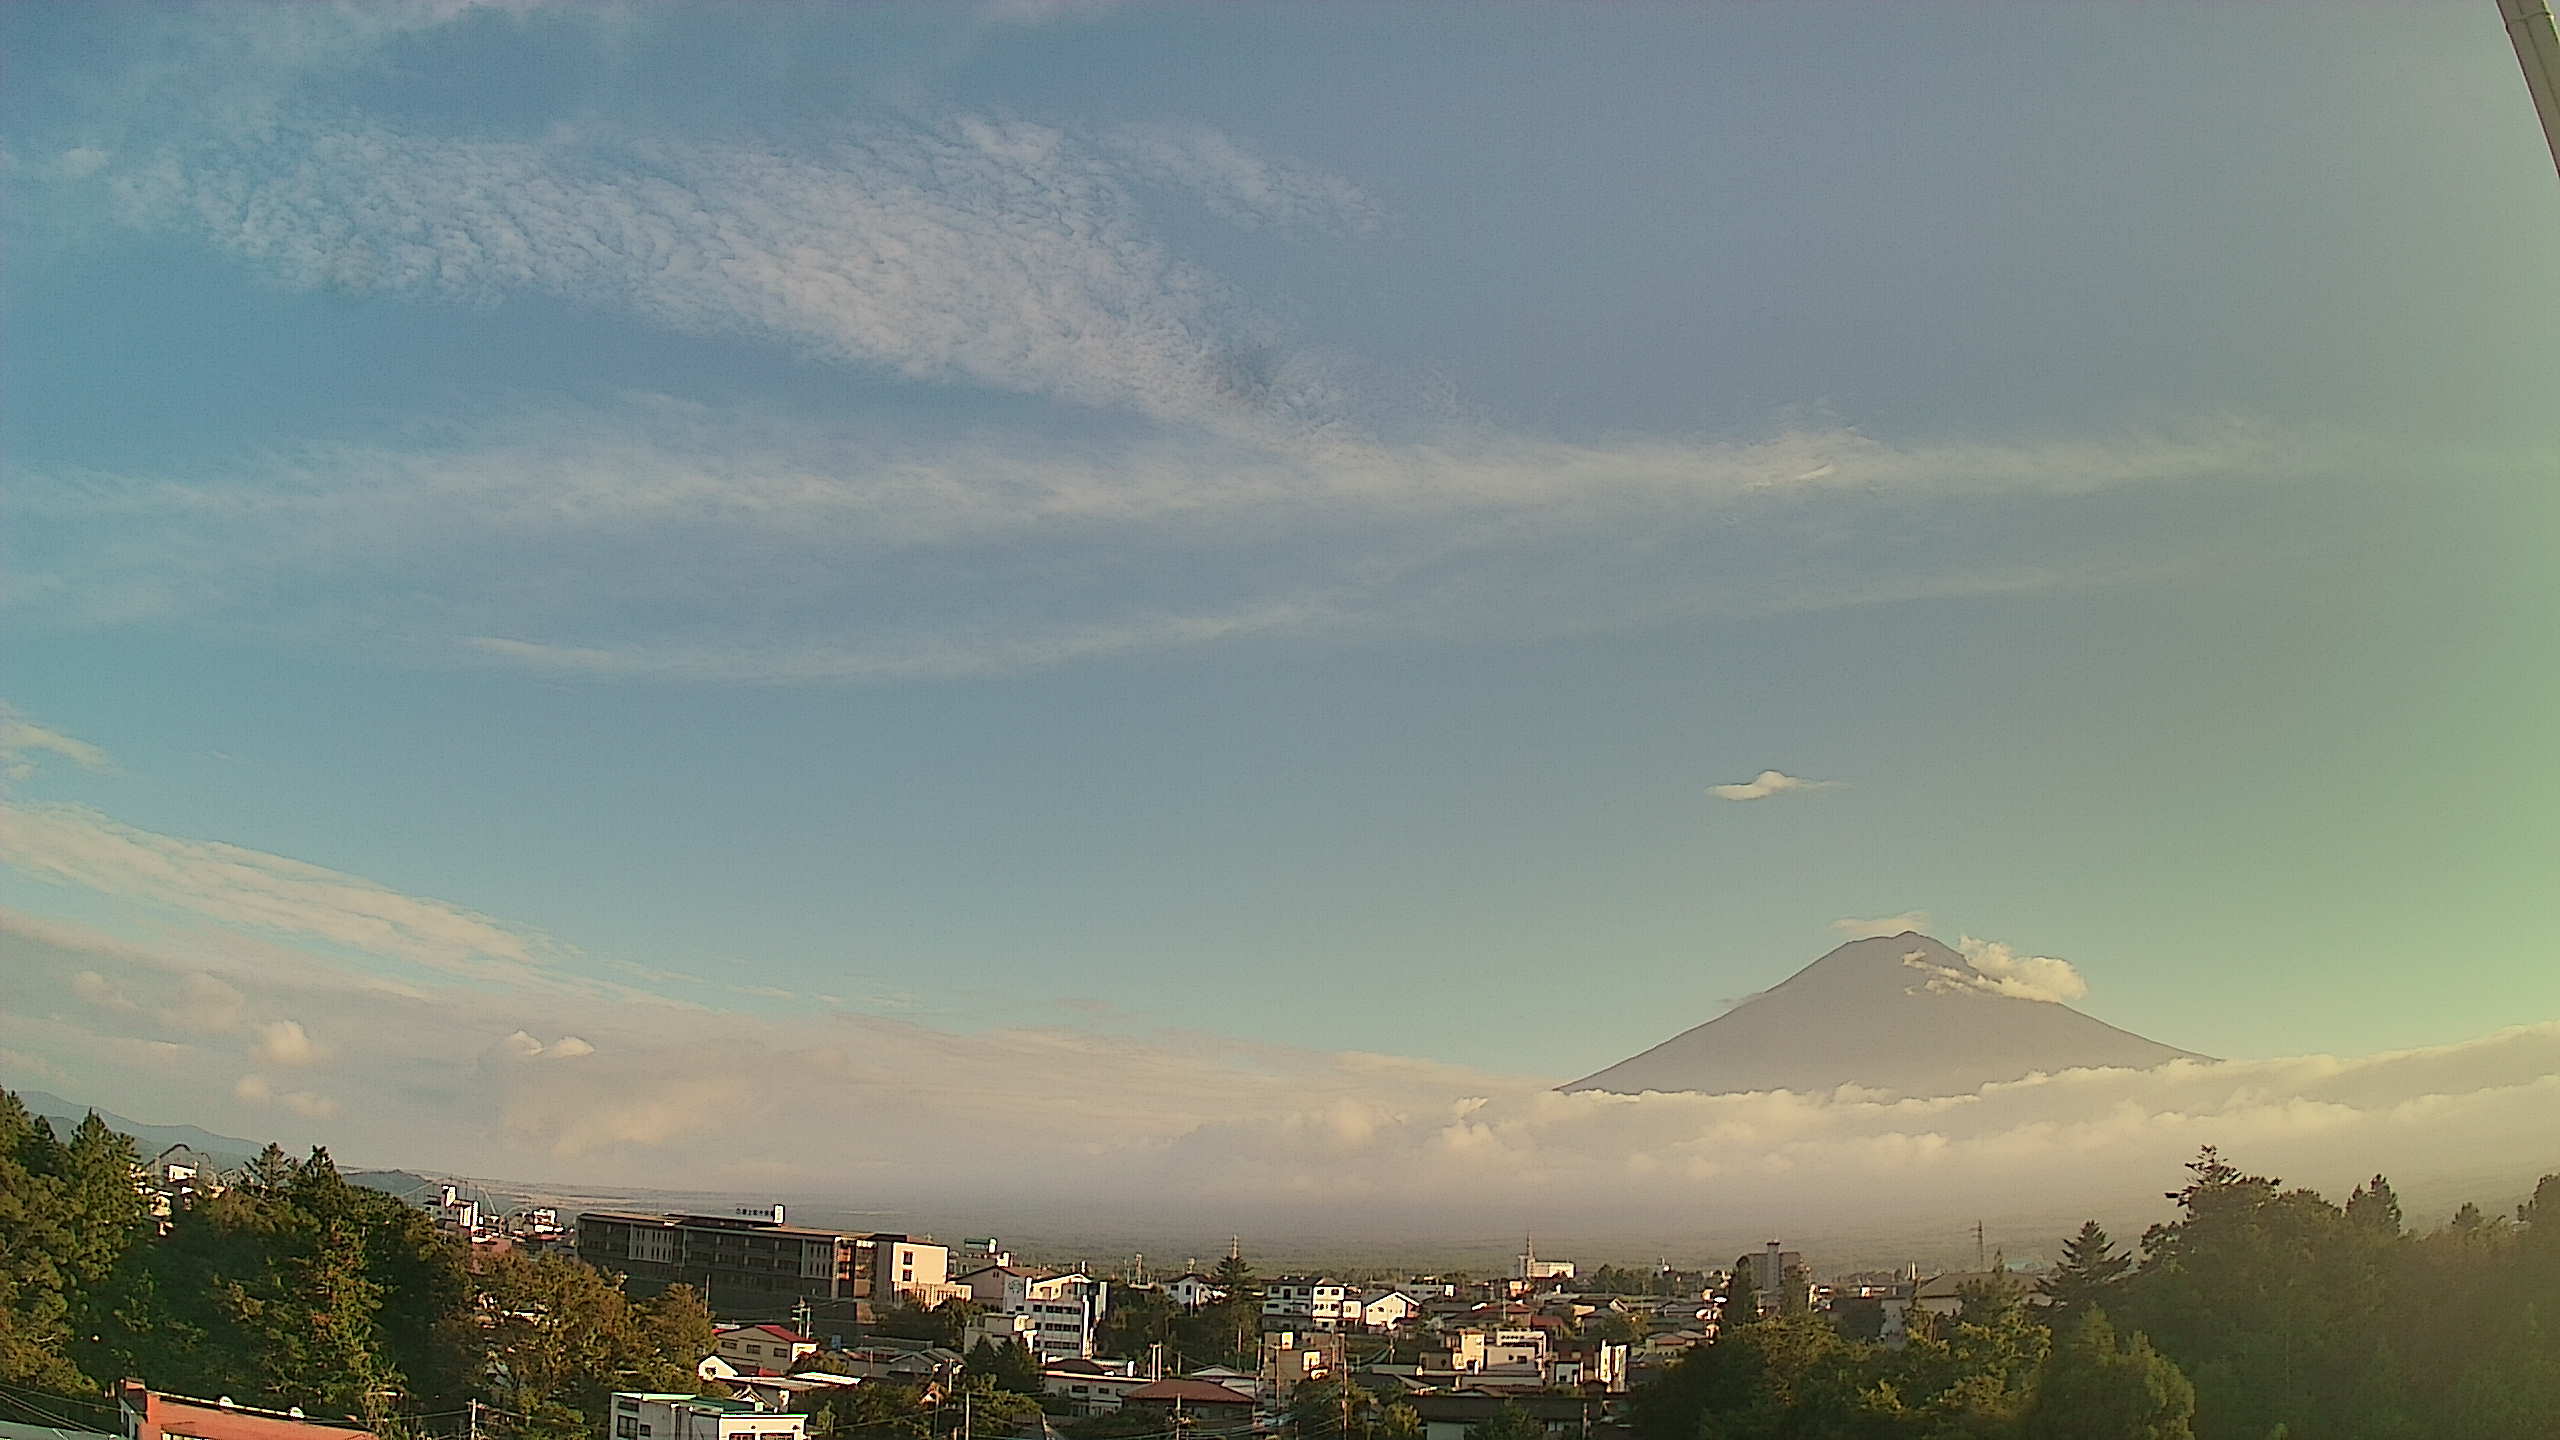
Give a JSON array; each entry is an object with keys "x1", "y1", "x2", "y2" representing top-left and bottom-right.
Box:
[{"x1": 3, "y1": 2, "x2": 2556, "y2": 1233}]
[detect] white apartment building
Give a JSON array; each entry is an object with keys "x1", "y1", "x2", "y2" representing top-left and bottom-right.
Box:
[
  {"x1": 956, "y1": 1266, "x2": 1109, "y2": 1362},
  {"x1": 611, "y1": 1394, "x2": 804, "y2": 1440},
  {"x1": 1262, "y1": 1277, "x2": 1352, "y2": 1328}
]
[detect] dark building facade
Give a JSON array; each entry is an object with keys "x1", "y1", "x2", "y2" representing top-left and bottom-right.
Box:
[{"x1": 578, "y1": 1211, "x2": 857, "y2": 1315}]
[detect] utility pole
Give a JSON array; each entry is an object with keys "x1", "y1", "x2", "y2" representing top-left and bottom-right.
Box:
[
  {"x1": 2498, "y1": 0, "x2": 2560, "y2": 178},
  {"x1": 466, "y1": 1400, "x2": 481, "y2": 1440},
  {"x1": 1974, "y1": 1222, "x2": 1986, "y2": 1273}
]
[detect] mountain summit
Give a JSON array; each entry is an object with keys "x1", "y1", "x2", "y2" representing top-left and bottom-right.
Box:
[{"x1": 1561, "y1": 933, "x2": 2209, "y2": 1098}]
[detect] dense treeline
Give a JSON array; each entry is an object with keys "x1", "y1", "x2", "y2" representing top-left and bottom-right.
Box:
[
  {"x1": 0, "y1": 1091, "x2": 710, "y2": 1440},
  {"x1": 1632, "y1": 1147, "x2": 2560, "y2": 1439}
]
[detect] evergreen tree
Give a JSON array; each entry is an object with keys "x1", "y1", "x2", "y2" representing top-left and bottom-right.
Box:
[
  {"x1": 965, "y1": 1337, "x2": 1044, "y2": 1396},
  {"x1": 2022, "y1": 1309, "x2": 2196, "y2": 1440},
  {"x1": 1461, "y1": 1403, "x2": 1547, "y2": 1440},
  {"x1": 1203, "y1": 1251, "x2": 1263, "y2": 1367},
  {"x1": 2042, "y1": 1221, "x2": 2134, "y2": 1313},
  {"x1": 1718, "y1": 1266, "x2": 1758, "y2": 1333},
  {"x1": 2344, "y1": 1175, "x2": 2403, "y2": 1237}
]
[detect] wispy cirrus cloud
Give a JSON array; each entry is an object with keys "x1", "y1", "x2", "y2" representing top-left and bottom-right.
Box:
[
  {"x1": 1709, "y1": 769, "x2": 1842, "y2": 801},
  {"x1": 7, "y1": 396, "x2": 2292, "y2": 681},
  {"x1": 0, "y1": 704, "x2": 110, "y2": 782},
  {"x1": 0, "y1": 799, "x2": 556, "y2": 982}
]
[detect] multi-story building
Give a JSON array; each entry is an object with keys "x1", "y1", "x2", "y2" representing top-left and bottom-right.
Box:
[
  {"x1": 1258, "y1": 1330, "x2": 1342, "y2": 1401},
  {"x1": 580, "y1": 1212, "x2": 859, "y2": 1313},
  {"x1": 1732, "y1": 1242, "x2": 1809, "y2": 1315},
  {"x1": 1261, "y1": 1277, "x2": 1352, "y2": 1328},
  {"x1": 609, "y1": 1394, "x2": 804, "y2": 1440},
  {"x1": 578, "y1": 1212, "x2": 956, "y2": 1316},
  {"x1": 956, "y1": 1266, "x2": 1110, "y2": 1362},
  {"x1": 853, "y1": 1233, "x2": 962, "y2": 1305}
]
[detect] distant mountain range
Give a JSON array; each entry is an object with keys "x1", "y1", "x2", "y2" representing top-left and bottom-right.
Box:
[
  {"x1": 1563, "y1": 933, "x2": 2210, "y2": 1098},
  {"x1": 20, "y1": 1089, "x2": 271, "y2": 1165},
  {"x1": 15, "y1": 1088, "x2": 438, "y2": 1199}
]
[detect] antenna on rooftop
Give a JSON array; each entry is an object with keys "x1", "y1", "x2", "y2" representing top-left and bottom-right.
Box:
[{"x1": 1974, "y1": 1221, "x2": 1986, "y2": 1272}]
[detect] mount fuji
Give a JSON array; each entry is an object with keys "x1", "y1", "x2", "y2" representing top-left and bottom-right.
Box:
[{"x1": 1562, "y1": 933, "x2": 2210, "y2": 1098}]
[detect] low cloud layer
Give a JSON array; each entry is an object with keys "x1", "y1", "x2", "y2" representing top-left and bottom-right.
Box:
[
  {"x1": 3, "y1": 709, "x2": 2551, "y2": 1259},
  {"x1": 6, "y1": 885, "x2": 2554, "y2": 1263}
]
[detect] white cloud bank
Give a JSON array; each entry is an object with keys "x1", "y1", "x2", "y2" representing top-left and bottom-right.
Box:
[
  {"x1": 7, "y1": 705, "x2": 2545, "y2": 1258},
  {"x1": 6, "y1": 892, "x2": 2555, "y2": 1260}
]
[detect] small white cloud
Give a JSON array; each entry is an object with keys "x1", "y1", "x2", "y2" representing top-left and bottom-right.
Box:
[
  {"x1": 70, "y1": 969, "x2": 139, "y2": 1011},
  {"x1": 494, "y1": 1029, "x2": 595, "y2": 1061},
  {"x1": 58, "y1": 147, "x2": 110, "y2": 178},
  {"x1": 1709, "y1": 769, "x2": 1841, "y2": 802},
  {"x1": 253, "y1": 1018, "x2": 322, "y2": 1066},
  {"x1": 1902, "y1": 936, "x2": 2090, "y2": 1005},
  {"x1": 1957, "y1": 935, "x2": 2089, "y2": 1004},
  {"x1": 279, "y1": 1089, "x2": 338, "y2": 1119},
  {"x1": 234, "y1": 1067, "x2": 336, "y2": 1119},
  {"x1": 1833, "y1": 911, "x2": 1932, "y2": 939}
]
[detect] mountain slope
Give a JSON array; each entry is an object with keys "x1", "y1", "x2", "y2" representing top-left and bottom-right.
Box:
[
  {"x1": 18, "y1": 1089, "x2": 270, "y2": 1164},
  {"x1": 1562, "y1": 934, "x2": 2209, "y2": 1098}
]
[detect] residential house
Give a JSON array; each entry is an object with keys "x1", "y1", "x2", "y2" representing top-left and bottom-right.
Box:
[
  {"x1": 1405, "y1": 1394, "x2": 1593, "y2": 1440},
  {"x1": 608, "y1": 1394, "x2": 804, "y2": 1440},
  {"x1": 809, "y1": 1341, "x2": 963, "y2": 1388},
  {"x1": 1352, "y1": 1290, "x2": 1422, "y2": 1330},
  {"x1": 1181, "y1": 1367, "x2": 1259, "y2": 1400},
  {"x1": 1119, "y1": 1381, "x2": 1254, "y2": 1432},
  {"x1": 1163, "y1": 1273, "x2": 1227, "y2": 1309},
  {"x1": 117, "y1": 1384, "x2": 376, "y2": 1440},
  {"x1": 715, "y1": 1325, "x2": 818, "y2": 1375},
  {"x1": 716, "y1": 1376, "x2": 858, "y2": 1415},
  {"x1": 1040, "y1": 1360, "x2": 1153, "y2": 1415}
]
